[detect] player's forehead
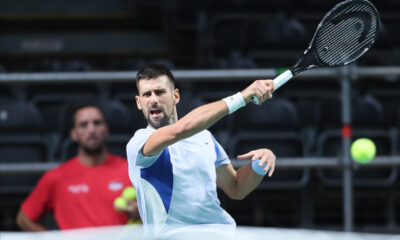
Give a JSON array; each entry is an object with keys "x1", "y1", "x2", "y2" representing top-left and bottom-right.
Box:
[
  {"x1": 138, "y1": 75, "x2": 173, "y2": 93},
  {"x1": 74, "y1": 107, "x2": 104, "y2": 124}
]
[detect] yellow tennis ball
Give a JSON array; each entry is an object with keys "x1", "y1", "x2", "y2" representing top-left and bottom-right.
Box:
[
  {"x1": 122, "y1": 187, "x2": 136, "y2": 201},
  {"x1": 127, "y1": 219, "x2": 142, "y2": 225},
  {"x1": 114, "y1": 197, "x2": 128, "y2": 211},
  {"x1": 351, "y1": 138, "x2": 376, "y2": 164}
]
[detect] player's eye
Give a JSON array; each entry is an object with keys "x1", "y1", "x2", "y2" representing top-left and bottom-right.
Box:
[
  {"x1": 93, "y1": 120, "x2": 103, "y2": 126},
  {"x1": 155, "y1": 89, "x2": 165, "y2": 95}
]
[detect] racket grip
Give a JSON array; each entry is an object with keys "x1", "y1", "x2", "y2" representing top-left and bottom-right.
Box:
[
  {"x1": 273, "y1": 69, "x2": 293, "y2": 91},
  {"x1": 252, "y1": 70, "x2": 294, "y2": 104}
]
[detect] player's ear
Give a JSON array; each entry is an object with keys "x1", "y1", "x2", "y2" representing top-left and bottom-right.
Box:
[
  {"x1": 70, "y1": 128, "x2": 78, "y2": 142},
  {"x1": 173, "y1": 88, "x2": 180, "y2": 105},
  {"x1": 104, "y1": 123, "x2": 109, "y2": 137},
  {"x1": 135, "y1": 95, "x2": 142, "y2": 110}
]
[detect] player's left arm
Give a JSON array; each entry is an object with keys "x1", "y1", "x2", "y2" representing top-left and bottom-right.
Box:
[
  {"x1": 216, "y1": 148, "x2": 275, "y2": 200},
  {"x1": 122, "y1": 200, "x2": 140, "y2": 221}
]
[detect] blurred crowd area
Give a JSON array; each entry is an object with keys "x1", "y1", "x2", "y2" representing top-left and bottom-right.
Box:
[
  {"x1": 1, "y1": 0, "x2": 400, "y2": 72},
  {"x1": 1, "y1": 0, "x2": 400, "y2": 234}
]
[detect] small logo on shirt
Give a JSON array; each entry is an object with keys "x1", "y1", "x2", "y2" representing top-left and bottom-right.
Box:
[
  {"x1": 68, "y1": 184, "x2": 90, "y2": 194},
  {"x1": 108, "y1": 181, "x2": 123, "y2": 192}
]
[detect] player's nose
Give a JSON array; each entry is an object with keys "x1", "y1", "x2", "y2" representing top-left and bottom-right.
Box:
[
  {"x1": 149, "y1": 93, "x2": 159, "y2": 104},
  {"x1": 87, "y1": 122, "x2": 97, "y2": 132}
]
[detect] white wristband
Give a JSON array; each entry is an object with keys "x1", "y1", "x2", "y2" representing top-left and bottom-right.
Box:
[{"x1": 223, "y1": 92, "x2": 246, "y2": 114}]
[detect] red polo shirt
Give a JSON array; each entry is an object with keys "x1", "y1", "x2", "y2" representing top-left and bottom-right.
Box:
[{"x1": 21, "y1": 153, "x2": 132, "y2": 230}]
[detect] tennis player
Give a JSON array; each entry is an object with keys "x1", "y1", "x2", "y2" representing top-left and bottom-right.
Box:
[{"x1": 127, "y1": 64, "x2": 276, "y2": 236}]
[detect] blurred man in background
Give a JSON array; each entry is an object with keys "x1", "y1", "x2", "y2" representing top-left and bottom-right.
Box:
[{"x1": 16, "y1": 104, "x2": 139, "y2": 231}]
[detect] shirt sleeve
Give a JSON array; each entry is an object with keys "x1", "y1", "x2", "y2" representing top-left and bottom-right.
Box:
[
  {"x1": 211, "y1": 135, "x2": 230, "y2": 167},
  {"x1": 126, "y1": 128, "x2": 163, "y2": 168},
  {"x1": 21, "y1": 171, "x2": 56, "y2": 221}
]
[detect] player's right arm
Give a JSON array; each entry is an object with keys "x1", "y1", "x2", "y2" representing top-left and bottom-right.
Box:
[
  {"x1": 142, "y1": 79, "x2": 274, "y2": 156},
  {"x1": 16, "y1": 209, "x2": 47, "y2": 231},
  {"x1": 16, "y1": 171, "x2": 55, "y2": 231}
]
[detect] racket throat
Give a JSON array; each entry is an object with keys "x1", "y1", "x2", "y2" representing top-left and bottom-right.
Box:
[{"x1": 291, "y1": 49, "x2": 319, "y2": 75}]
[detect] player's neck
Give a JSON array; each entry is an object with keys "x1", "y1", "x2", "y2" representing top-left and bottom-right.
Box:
[{"x1": 78, "y1": 148, "x2": 107, "y2": 166}]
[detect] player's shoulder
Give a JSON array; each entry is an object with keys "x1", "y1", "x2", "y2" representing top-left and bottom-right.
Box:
[
  {"x1": 127, "y1": 127, "x2": 154, "y2": 146},
  {"x1": 107, "y1": 153, "x2": 128, "y2": 165},
  {"x1": 134, "y1": 127, "x2": 155, "y2": 138},
  {"x1": 57, "y1": 156, "x2": 79, "y2": 168},
  {"x1": 41, "y1": 158, "x2": 78, "y2": 181},
  {"x1": 198, "y1": 129, "x2": 214, "y2": 139}
]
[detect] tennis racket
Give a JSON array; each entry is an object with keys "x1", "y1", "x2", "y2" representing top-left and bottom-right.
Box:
[{"x1": 253, "y1": 0, "x2": 380, "y2": 104}]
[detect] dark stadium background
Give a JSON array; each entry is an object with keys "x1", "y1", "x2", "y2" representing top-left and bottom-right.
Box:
[{"x1": 1, "y1": 0, "x2": 399, "y2": 233}]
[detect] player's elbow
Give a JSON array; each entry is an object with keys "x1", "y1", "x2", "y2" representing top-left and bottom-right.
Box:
[
  {"x1": 226, "y1": 188, "x2": 248, "y2": 200},
  {"x1": 16, "y1": 209, "x2": 27, "y2": 230},
  {"x1": 228, "y1": 192, "x2": 247, "y2": 200},
  {"x1": 16, "y1": 209, "x2": 43, "y2": 232}
]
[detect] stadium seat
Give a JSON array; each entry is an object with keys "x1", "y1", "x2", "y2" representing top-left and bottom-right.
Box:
[
  {"x1": 230, "y1": 97, "x2": 310, "y2": 188},
  {"x1": 0, "y1": 100, "x2": 51, "y2": 193},
  {"x1": 316, "y1": 95, "x2": 397, "y2": 186},
  {"x1": 0, "y1": 100, "x2": 51, "y2": 163},
  {"x1": 113, "y1": 92, "x2": 148, "y2": 130},
  {"x1": 316, "y1": 130, "x2": 396, "y2": 186},
  {"x1": 397, "y1": 106, "x2": 400, "y2": 154},
  {"x1": 62, "y1": 60, "x2": 92, "y2": 72},
  {"x1": 109, "y1": 59, "x2": 146, "y2": 71},
  {"x1": 27, "y1": 59, "x2": 91, "y2": 72},
  {"x1": 29, "y1": 83, "x2": 99, "y2": 133},
  {"x1": 99, "y1": 99, "x2": 135, "y2": 134},
  {"x1": 317, "y1": 94, "x2": 388, "y2": 130}
]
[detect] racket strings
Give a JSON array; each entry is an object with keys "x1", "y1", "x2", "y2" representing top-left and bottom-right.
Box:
[
  {"x1": 323, "y1": 4, "x2": 376, "y2": 61},
  {"x1": 319, "y1": 17, "x2": 373, "y2": 64},
  {"x1": 315, "y1": 0, "x2": 379, "y2": 66},
  {"x1": 318, "y1": 8, "x2": 376, "y2": 64}
]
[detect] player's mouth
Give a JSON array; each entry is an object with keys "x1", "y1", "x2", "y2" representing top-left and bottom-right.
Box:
[
  {"x1": 150, "y1": 109, "x2": 162, "y2": 117},
  {"x1": 86, "y1": 136, "x2": 101, "y2": 147}
]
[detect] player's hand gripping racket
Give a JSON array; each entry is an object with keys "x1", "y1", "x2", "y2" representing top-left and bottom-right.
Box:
[{"x1": 253, "y1": 0, "x2": 380, "y2": 104}]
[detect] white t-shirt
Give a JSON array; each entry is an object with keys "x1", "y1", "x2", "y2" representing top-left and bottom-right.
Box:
[{"x1": 126, "y1": 127, "x2": 235, "y2": 234}]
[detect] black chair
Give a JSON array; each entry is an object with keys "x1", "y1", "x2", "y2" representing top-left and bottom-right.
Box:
[
  {"x1": 317, "y1": 94, "x2": 389, "y2": 130},
  {"x1": 101, "y1": 100, "x2": 138, "y2": 159},
  {"x1": 30, "y1": 83, "x2": 99, "y2": 133},
  {"x1": 109, "y1": 59, "x2": 146, "y2": 71},
  {"x1": 230, "y1": 97, "x2": 309, "y2": 188},
  {"x1": 0, "y1": 100, "x2": 50, "y2": 193},
  {"x1": 397, "y1": 106, "x2": 400, "y2": 154},
  {"x1": 316, "y1": 95, "x2": 397, "y2": 186},
  {"x1": 0, "y1": 100, "x2": 50, "y2": 163},
  {"x1": 27, "y1": 59, "x2": 91, "y2": 72},
  {"x1": 113, "y1": 92, "x2": 148, "y2": 130},
  {"x1": 99, "y1": 99, "x2": 136, "y2": 134}
]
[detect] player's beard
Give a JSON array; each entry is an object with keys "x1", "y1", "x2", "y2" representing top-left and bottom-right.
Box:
[
  {"x1": 81, "y1": 143, "x2": 105, "y2": 155},
  {"x1": 147, "y1": 109, "x2": 174, "y2": 129}
]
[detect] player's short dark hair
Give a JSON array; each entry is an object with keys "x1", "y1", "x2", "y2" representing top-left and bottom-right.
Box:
[
  {"x1": 136, "y1": 63, "x2": 175, "y2": 90},
  {"x1": 69, "y1": 103, "x2": 106, "y2": 130}
]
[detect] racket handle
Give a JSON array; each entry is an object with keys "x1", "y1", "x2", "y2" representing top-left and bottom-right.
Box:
[{"x1": 252, "y1": 70, "x2": 294, "y2": 104}]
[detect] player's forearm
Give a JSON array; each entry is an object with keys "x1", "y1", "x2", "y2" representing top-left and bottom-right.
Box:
[
  {"x1": 143, "y1": 100, "x2": 229, "y2": 156},
  {"x1": 176, "y1": 100, "x2": 228, "y2": 139},
  {"x1": 16, "y1": 210, "x2": 47, "y2": 232},
  {"x1": 232, "y1": 164, "x2": 264, "y2": 200}
]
